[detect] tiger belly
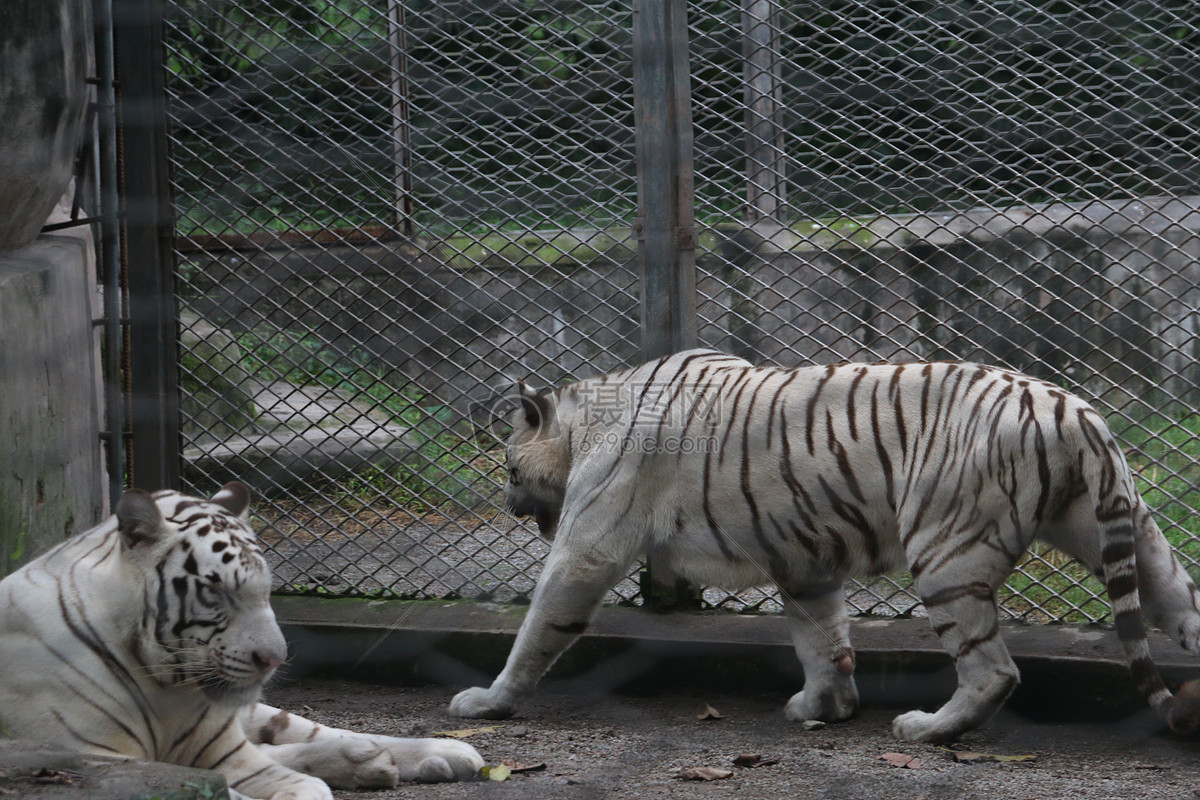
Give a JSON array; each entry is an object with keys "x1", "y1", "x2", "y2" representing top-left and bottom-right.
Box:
[{"x1": 658, "y1": 502, "x2": 906, "y2": 593}]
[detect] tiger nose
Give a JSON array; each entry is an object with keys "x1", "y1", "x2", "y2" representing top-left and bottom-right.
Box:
[{"x1": 252, "y1": 649, "x2": 286, "y2": 674}]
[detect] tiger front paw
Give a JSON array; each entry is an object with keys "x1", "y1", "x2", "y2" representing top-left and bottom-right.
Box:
[
  {"x1": 261, "y1": 774, "x2": 335, "y2": 800},
  {"x1": 892, "y1": 709, "x2": 954, "y2": 743},
  {"x1": 393, "y1": 739, "x2": 485, "y2": 783},
  {"x1": 448, "y1": 686, "x2": 517, "y2": 720},
  {"x1": 784, "y1": 680, "x2": 858, "y2": 723},
  {"x1": 337, "y1": 738, "x2": 400, "y2": 787}
]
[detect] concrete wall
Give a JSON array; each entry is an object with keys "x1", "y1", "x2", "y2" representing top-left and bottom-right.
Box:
[
  {"x1": 0, "y1": 0, "x2": 99, "y2": 576},
  {"x1": 182, "y1": 194, "x2": 1200, "y2": 424},
  {"x1": 0, "y1": 221, "x2": 104, "y2": 575},
  {"x1": 0, "y1": 0, "x2": 90, "y2": 251}
]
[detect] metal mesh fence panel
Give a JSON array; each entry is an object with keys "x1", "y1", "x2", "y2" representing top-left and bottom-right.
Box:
[
  {"x1": 162, "y1": 0, "x2": 1200, "y2": 622},
  {"x1": 164, "y1": 0, "x2": 642, "y2": 603},
  {"x1": 689, "y1": 0, "x2": 1200, "y2": 620}
]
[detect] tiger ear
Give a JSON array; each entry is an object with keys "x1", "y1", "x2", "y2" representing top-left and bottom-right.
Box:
[
  {"x1": 516, "y1": 380, "x2": 542, "y2": 429},
  {"x1": 115, "y1": 489, "x2": 164, "y2": 549},
  {"x1": 210, "y1": 481, "x2": 251, "y2": 520}
]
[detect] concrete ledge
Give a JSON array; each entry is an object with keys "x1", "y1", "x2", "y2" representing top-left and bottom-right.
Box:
[
  {"x1": 0, "y1": 740, "x2": 227, "y2": 799},
  {"x1": 274, "y1": 596, "x2": 1200, "y2": 722}
]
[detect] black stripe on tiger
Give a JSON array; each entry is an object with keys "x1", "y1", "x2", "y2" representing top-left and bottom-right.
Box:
[
  {"x1": 868, "y1": 382, "x2": 897, "y2": 511},
  {"x1": 56, "y1": 579, "x2": 159, "y2": 749},
  {"x1": 702, "y1": 412, "x2": 737, "y2": 561},
  {"x1": 806, "y1": 364, "x2": 836, "y2": 456},
  {"x1": 203, "y1": 717, "x2": 250, "y2": 769},
  {"x1": 51, "y1": 709, "x2": 127, "y2": 756}
]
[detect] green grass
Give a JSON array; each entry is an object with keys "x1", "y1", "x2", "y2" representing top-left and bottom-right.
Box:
[{"x1": 1119, "y1": 410, "x2": 1200, "y2": 560}]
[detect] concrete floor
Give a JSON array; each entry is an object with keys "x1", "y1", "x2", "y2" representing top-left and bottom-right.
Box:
[
  {"x1": 265, "y1": 677, "x2": 1200, "y2": 800},
  {"x1": 269, "y1": 598, "x2": 1200, "y2": 799}
]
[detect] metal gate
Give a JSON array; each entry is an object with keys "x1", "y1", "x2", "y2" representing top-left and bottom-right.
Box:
[{"x1": 127, "y1": 0, "x2": 1200, "y2": 621}]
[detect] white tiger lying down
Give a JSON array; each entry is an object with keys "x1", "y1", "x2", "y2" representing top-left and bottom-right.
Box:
[
  {"x1": 0, "y1": 482, "x2": 483, "y2": 800},
  {"x1": 451, "y1": 349, "x2": 1200, "y2": 742}
]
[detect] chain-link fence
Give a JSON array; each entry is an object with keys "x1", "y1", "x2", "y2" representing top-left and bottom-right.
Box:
[{"x1": 163, "y1": 0, "x2": 1200, "y2": 623}]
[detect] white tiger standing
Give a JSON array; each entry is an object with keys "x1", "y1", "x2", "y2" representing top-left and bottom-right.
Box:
[
  {"x1": 451, "y1": 349, "x2": 1200, "y2": 741},
  {"x1": 0, "y1": 482, "x2": 483, "y2": 799}
]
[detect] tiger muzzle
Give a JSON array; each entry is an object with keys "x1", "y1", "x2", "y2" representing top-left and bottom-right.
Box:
[{"x1": 506, "y1": 494, "x2": 560, "y2": 538}]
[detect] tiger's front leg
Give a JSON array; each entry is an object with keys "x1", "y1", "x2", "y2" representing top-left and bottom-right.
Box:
[
  {"x1": 449, "y1": 522, "x2": 641, "y2": 719},
  {"x1": 197, "y1": 721, "x2": 334, "y2": 800},
  {"x1": 243, "y1": 704, "x2": 484, "y2": 785},
  {"x1": 781, "y1": 582, "x2": 859, "y2": 723}
]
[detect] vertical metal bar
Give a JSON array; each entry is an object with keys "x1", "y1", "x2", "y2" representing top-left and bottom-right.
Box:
[
  {"x1": 114, "y1": 0, "x2": 181, "y2": 490},
  {"x1": 633, "y1": 0, "x2": 696, "y2": 362},
  {"x1": 94, "y1": 0, "x2": 127, "y2": 506},
  {"x1": 633, "y1": 0, "x2": 699, "y2": 610},
  {"x1": 388, "y1": 0, "x2": 414, "y2": 237},
  {"x1": 743, "y1": 0, "x2": 786, "y2": 225}
]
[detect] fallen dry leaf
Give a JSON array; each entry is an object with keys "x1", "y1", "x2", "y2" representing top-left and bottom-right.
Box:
[
  {"x1": 879, "y1": 752, "x2": 922, "y2": 769},
  {"x1": 433, "y1": 726, "x2": 503, "y2": 739},
  {"x1": 732, "y1": 753, "x2": 780, "y2": 768},
  {"x1": 677, "y1": 766, "x2": 735, "y2": 781},
  {"x1": 502, "y1": 760, "x2": 548, "y2": 773},
  {"x1": 29, "y1": 769, "x2": 79, "y2": 785},
  {"x1": 480, "y1": 764, "x2": 511, "y2": 781},
  {"x1": 697, "y1": 703, "x2": 724, "y2": 720}
]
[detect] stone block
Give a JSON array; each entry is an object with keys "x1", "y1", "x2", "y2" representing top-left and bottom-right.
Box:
[{"x1": 0, "y1": 233, "x2": 103, "y2": 575}]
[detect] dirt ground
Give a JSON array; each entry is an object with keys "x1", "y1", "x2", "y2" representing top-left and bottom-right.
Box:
[{"x1": 265, "y1": 677, "x2": 1200, "y2": 800}]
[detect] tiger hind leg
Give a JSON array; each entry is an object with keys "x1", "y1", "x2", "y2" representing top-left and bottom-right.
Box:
[
  {"x1": 781, "y1": 582, "x2": 859, "y2": 723},
  {"x1": 893, "y1": 577, "x2": 1019, "y2": 742}
]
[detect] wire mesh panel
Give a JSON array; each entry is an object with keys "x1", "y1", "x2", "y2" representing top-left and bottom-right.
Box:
[
  {"x1": 688, "y1": 0, "x2": 1200, "y2": 620},
  {"x1": 161, "y1": 0, "x2": 1200, "y2": 623},
  {"x1": 164, "y1": 0, "x2": 642, "y2": 602}
]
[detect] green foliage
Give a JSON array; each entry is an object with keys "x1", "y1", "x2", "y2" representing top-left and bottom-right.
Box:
[
  {"x1": 165, "y1": 0, "x2": 635, "y2": 237},
  {"x1": 166, "y1": 0, "x2": 1200, "y2": 238},
  {"x1": 1119, "y1": 410, "x2": 1200, "y2": 566}
]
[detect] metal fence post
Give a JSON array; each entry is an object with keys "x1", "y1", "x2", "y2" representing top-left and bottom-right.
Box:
[
  {"x1": 743, "y1": 0, "x2": 786, "y2": 225},
  {"x1": 388, "y1": 0, "x2": 415, "y2": 237},
  {"x1": 633, "y1": 0, "x2": 700, "y2": 610},
  {"x1": 114, "y1": 0, "x2": 181, "y2": 491},
  {"x1": 633, "y1": 0, "x2": 697, "y2": 361}
]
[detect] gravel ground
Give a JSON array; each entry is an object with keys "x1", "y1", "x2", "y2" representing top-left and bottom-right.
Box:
[{"x1": 265, "y1": 678, "x2": 1200, "y2": 800}]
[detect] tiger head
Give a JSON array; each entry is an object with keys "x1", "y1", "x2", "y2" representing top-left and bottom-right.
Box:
[
  {"x1": 504, "y1": 381, "x2": 570, "y2": 539},
  {"x1": 115, "y1": 482, "x2": 287, "y2": 707}
]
